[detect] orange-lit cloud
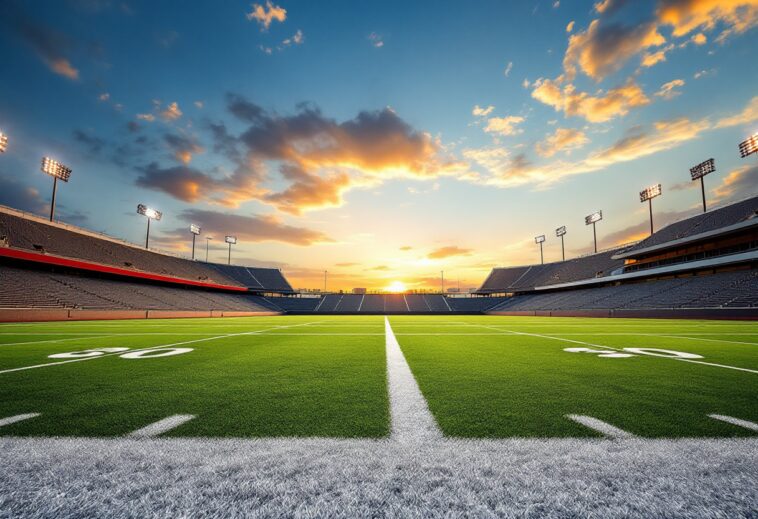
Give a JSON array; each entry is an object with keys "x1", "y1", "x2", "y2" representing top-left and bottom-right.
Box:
[
  {"x1": 427, "y1": 246, "x2": 473, "y2": 259},
  {"x1": 49, "y1": 58, "x2": 79, "y2": 80},
  {"x1": 715, "y1": 95, "x2": 758, "y2": 128},
  {"x1": 711, "y1": 164, "x2": 758, "y2": 202},
  {"x1": 246, "y1": 1, "x2": 287, "y2": 30},
  {"x1": 531, "y1": 78, "x2": 650, "y2": 122},
  {"x1": 160, "y1": 102, "x2": 183, "y2": 121},
  {"x1": 472, "y1": 105, "x2": 495, "y2": 117},
  {"x1": 656, "y1": 0, "x2": 758, "y2": 41},
  {"x1": 535, "y1": 127, "x2": 589, "y2": 157},
  {"x1": 484, "y1": 115, "x2": 525, "y2": 135},
  {"x1": 164, "y1": 133, "x2": 203, "y2": 164},
  {"x1": 654, "y1": 79, "x2": 685, "y2": 99}
]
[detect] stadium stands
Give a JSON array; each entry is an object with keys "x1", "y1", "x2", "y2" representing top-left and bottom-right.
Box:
[
  {"x1": 0, "y1": 265, "x2": 271, "y2": 312},
  {"x1": 489, "y1": 271, "x2": 758, "y2": 311},
  {"x1": 477, "y1": 248, "x2": 626, "y2": 293},
  {"x1": 0, "y1": 206, "x2": 293, "y2": 293}
]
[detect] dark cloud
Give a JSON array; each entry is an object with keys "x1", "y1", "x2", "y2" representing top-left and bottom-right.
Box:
[
  {"x1": 163, "y1": 133, "x2": 203, "y2": 164},
  {"x1": 0, "y1": 175, "x2": 48, "y2": 215},
  {"x1": 72, "y1": 129, "x2": 106, "y2": 155}
]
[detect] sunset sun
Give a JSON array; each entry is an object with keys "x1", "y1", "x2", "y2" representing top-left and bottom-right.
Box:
[{"x1": 385, "y1": 280, "x2": 407, "y2": 293}]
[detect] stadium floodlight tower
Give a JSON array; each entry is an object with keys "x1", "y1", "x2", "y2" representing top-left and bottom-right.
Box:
[
  {"x1": 41, "y1": 157, "x2": 72, "y2": 222},
  {"x1": 739, "y1": 133, "x2": 758, "y2": 159},
  {"x1": 0, "y1": 131, "x2": 8, "y2": 153},
  {"x1": 189, "y1": 224, "x2": 201, "y2": 260},
  {"x1": 534, "y1": 235, "x2": 546, "y2": 265},
  {"x1": 555, "y1": 226, "x2": 567, "y2": 261},
  {"x1": 585, "y1": 210, "x2": 602, "y2": 253},
  {"x1": 689, "y1": 158, "x2": 715, "y2": 213},
  {"x1": 225, "y1": 235, "x2": 237, "y2": 265},
  {"x1": 205, "y1": 236, "x2": 213, "y2": 262},
  {"x1": 137, "y1": 204, "x2": 162, "y2": 249},
  {"x1": 640, "y1": 183, "x2": 662, "y2": 236}
]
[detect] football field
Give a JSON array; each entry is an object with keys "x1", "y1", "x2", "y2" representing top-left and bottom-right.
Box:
[{"x1": 1, "y1": 315, "x2": 756, "y2": 439}]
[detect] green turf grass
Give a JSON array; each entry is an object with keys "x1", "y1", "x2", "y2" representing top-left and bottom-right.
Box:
[
  {"x1": 391, "y1": 315, "x2": 758, "y2": 438},
  {"x1": 0, "y1": 316, "x2": 389, "y2": 438}
]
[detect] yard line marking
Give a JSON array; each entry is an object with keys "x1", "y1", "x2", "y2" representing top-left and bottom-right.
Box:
[
  {"x1": 0, "y1": 335, "x2": 116, "y2": 347},
  {"x1": 707, "y1": 414, "x2": 758, "y2": 432},
  {"x1": 0, "y1": 413, "x2": 40, "y2": 427},
  {"x1": 470, "y1": 324, "x2": 758, "y2": 375},
  {"x1": 0, "y1": 321, "x2": 324, "y2": 375},
  {"x1": 128, "y1": 415, "x2": 196, "y2": 438},
  {"x1": 385, "y1": 317, "x2": 442, "y2": 443},
  {"x1": 566, "y1": 415, "x2": 636, "y2": 439},
  {"x1": 649, "y1": 334, "x2": 758, "y2": 346}
]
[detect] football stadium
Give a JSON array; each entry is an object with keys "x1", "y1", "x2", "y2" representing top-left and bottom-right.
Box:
[{"x1": 1, "y1": 1, "x2": 757, "y2": 517}]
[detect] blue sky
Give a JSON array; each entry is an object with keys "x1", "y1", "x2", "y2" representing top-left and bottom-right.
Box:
[{"x1": 0, "y1": 0, "x2": 756, "y2": 291}]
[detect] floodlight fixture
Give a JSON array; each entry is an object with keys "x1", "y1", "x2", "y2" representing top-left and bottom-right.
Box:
[
  {"x1": 189, "y1": 224, "x2": 201, "y2": 260},
  {"x1": 556, "y1": 226, "x2": 567, "y2": 261},
  {"x1": 41, "y1": 157, "x2": 73, "y2": 221},
  {"x1": 738, "y1": 134, "x2": 758, "y2": 158},
  {"x1": 137, "y1": 204, "x2": 162, "y2": 248},
  {"x1": 0, "y1": 132, "x2": 8, "y2": 153},
  {"x1": 535, "y1": 235, "x2": 545, "y2": 264},
  {"x1": 225, "y1": 235, "x2": 237, "y2": 265},
  {"x1": 690, "y1": 158, "x2": 715, "y2": 212},
  {"x1": 585, "y1": 210, "x2": 602, "y2": 253},
  {"x1": 639, "y1": 183, "x2": 662, "y2": 236}
]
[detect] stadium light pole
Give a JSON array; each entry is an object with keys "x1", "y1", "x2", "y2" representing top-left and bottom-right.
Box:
[
  {"x1": 534, "y1": 235, "x2": 545, "y2": 265},
  {"x1": 225, "y1": 236, "x2": 237, "y2": 265},
  {"x1": 137, "y1": 204, "x2": 162, "y2": 249},
  {"x1": 189, "y1": 224, "x2": 201, "y2": 260},
  {"x1": 640, "y1": 184, "x2": 662, "y2": 236},
  {"x1": 585, "y1": 210, "x2": 602, "y2": 253},
  {"x1": 555, "y1": 226, "x2": 567, "y2": 261},
  {"x1": 41, "y1": 157, "x2": 72, "y2": 222},
  {"x1": 689, "y1": 158, "x2": 715, "y2": 213},
  {"x1": 738, "y1": 133, "x2": 758, "y2": 160},
  {"x1": 205, "y1": 236, "x2": 213, "y2": 262},
  {"x1": 0, "y1": 132, "x2": 8, "y2": 153}
]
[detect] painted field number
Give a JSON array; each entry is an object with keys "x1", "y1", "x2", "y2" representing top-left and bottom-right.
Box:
[
  {"x1": 564, "y1": 347, "x2": 703, "y2": 360},
  {"x1": 49, "y1": 348, "x2": 192, "y2": 360}
]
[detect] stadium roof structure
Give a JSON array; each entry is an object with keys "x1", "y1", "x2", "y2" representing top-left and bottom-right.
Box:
[{"x1": 613, "y1": 195, "x2": 758, "y2": 260}]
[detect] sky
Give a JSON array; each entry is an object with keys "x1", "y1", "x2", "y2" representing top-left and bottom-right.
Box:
[{"x1": 0, "y1": 0, "x2": 756, "y2": 292}]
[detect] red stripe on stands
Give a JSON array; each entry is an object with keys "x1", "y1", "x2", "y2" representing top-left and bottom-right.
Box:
[{"x1": 0, "y1": 246, "x2": 248, "y2": 292}]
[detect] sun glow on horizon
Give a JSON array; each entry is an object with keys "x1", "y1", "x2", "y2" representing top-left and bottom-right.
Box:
[{"x1": 385, "y1": 280, "x2": 408, "y2": 293}]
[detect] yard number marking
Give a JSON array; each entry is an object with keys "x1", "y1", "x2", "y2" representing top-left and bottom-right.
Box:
[
  {"x1": 564, "y1": 347, "x2": 703, "y2": 359},
  {"x1": 49, "y1": 347, "x2": 192, "y2": 360}
]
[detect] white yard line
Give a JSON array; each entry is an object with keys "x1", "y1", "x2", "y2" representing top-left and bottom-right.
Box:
[
  {"x1": 649, "y1": 334, "x2": 758, "y2": 346},
  {"x1": 566, "y1": 415, "x2": 636, "y2": 439},
  {"x1": 708, "y1": 414, "x2": 758, "y2": 432},
  {"x1": 0, "y1": 321, "x2": 323, "y2": 375},
  {"x1": 128, "y1": 415, "x2": 196, "y2": 438},
  {"x1": 384, "y1": 317, "x2": 442, "y2": 442},
  {"x1": 0, "y1": 413, "x2": 40, "y2": 428}
]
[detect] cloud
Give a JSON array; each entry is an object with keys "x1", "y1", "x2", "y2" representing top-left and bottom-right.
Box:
[
  {"x1": 711, "y1": 164, "x2": 758, "y2": 202},
  {"x1": 281, "y1": 29, "x2": 304, "y2": 47},
  {"x1": 164, "y1": 133, "x2": 203, "y2": 164},
  {"x1": 463, "y1": 147, "x2": 510, "y2": 171},
  {"x1": 138, "y1": 94, "x2": 463, "y2": 213},
  {"x1": 368, "y1": 32, "x2": 384, "y2": 48},
  {"x1": 656, "y1": 0, "x2": 758, "y2": 42},
  {"x1": 504, "y1": 61, "x2": 513, "y2": 77},
  {"x1": 136, "y1": 113, "x2": 155, "y2": 122},
  {"x1": 194, "y1": 101, "x2": 204, "y2": 109},
  {"x1": 654, "y1": 78, "x2": 685, "y2": 99},
  {"x1": 641, "y1": 48, "x2": 668, "y2": 67},
  {"x1": 563, "y1": 18, "x2": 665, "y2": 81},
  {"x1": 5, "y1": 4, "x2": 81, "y2": 80},
  {"x1": 472, "y1": 105, "x2": 495, "y2": 117},
  {"x1": 715, "y1": 95, "x2": 758, "y2": 128},
  {"x1": 72, "y1": 129, "x2": 106, "y2": 155},
  {"x1": 98, "y1": 93, "x2": 110, "y2": 102},
  {"x1": 0, "y1": 175, "x2": 47, "y2": 215},
  {"x1": 399, "y1": 246, "x2": 413, "y2": 251},
  {"x1": 427, "y1": 246, "x2": 473, "y2": 259},
  {"x1": 484, "y1": 115, "x2": 525, "y2": 136},
  {"x1": 691, "y1": 32, "x2": 707, "y2": 44},
  {"x1": 566, "y1": 20, "x2": 575, "y2": 32},
  {"x1": 171, "y1": 209, "x2": 330, "y2": 246},
  {"x1": 535, "y1": 127, "x2": 589, "y2": 157},
  {"x1": 335, "y1": 262, "x2": 359, "y2": 267},
  {"x1": 160, "y1": 102, "x2": 183, "y2": 121},
  {"x1": 531, "y1": 77, "x2": 650, "y2": 122},
  {"x1": 246, "y1": 1, "x2": 287, "y2": 30}
]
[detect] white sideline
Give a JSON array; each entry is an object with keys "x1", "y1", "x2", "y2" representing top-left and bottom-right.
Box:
[
  {"x1": 0, "y1": 413, "x2": 40, "y2": 427},
  {"x1": 708, "y1": 414, "x2": 758, "y2": 432},
  {"x1": 384, "y1": 317, "x2": 442, "y2": 442},
  {"x1": 128, "y1": 415, "x2": 196, "y2": 438},
  {"x1": 566, "y1": 414, "x2": 636, "y2": 439}
]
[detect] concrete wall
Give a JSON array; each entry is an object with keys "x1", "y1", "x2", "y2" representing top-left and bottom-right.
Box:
[{"x1": 0, "y1": 309, "x2": 280, "y2": 323}]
